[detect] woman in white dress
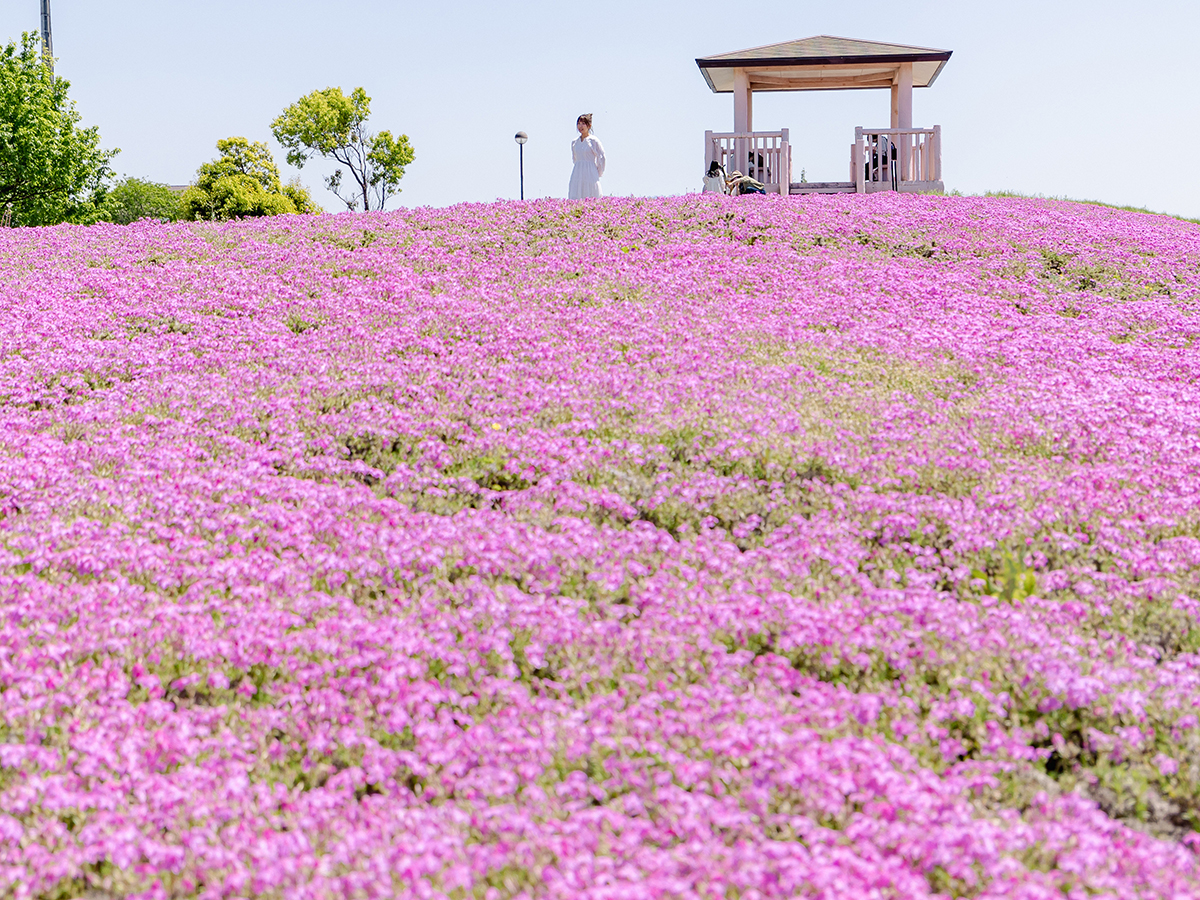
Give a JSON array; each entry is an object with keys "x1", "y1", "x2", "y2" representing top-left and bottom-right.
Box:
[{"x1": 568, "y1": 114, "x2": 605, "y2": 199}]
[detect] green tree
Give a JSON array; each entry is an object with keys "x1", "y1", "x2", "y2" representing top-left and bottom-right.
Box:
[
  {"x1": 180, "y1": 137, "x2": 318, "y2": 221},
  {"x1": 0, "y1": 33, "x2": 118, "y2": 226},
  {"x1": 97, "y1": 177, "x2": 181, "y2": 224},
  {"x1": 271, "y1": 87, "x2": 414, "y2": 212}
]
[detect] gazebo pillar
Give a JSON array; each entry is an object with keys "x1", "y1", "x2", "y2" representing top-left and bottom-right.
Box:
[
  {"x1": 891, "y1": 62, "x2": 914, "y2": 177},
  {"x1": 890, "y1": 62, "x2": 913, "y2": 129},
  {"x1": 733, "y1": 67, "x2": 753, "y2": 132}
]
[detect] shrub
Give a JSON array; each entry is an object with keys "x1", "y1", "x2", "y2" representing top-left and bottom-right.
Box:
[
  {"x1": 97, "y1": 177, "x2": 181, "y2": 224},
  {"x1": 180, "y1": 137, "x2": 318, "y2": 220}
]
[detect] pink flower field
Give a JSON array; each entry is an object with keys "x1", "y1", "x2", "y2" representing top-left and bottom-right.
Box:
[{"x1": 3, "y1": 194, "x2": 1200, "y2": 899}]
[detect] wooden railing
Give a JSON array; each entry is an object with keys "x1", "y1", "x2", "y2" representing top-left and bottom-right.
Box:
[
  {"x1": 705, "y1": 130, "x2": 791, "y2": 194},
  {"x1": 852, "y1": 126, "x2": 941, "y2": 193}
]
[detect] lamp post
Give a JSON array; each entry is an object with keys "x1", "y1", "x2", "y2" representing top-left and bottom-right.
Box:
[
  {"x1": 40, "y1": 0, "x2": 53, "y2": 76},
  {"x1": 514, "y1": 131, "x2": 528, "y2": 200}
]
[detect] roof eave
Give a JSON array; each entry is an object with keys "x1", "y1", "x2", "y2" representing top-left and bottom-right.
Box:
[
  {"x1": 923, "y1": 57, "x2": 951, "y2": 87},
  {"x1": 716, "y1": 82, "x2": 925, "y2": 94},
  {"x1": 696, "y1": 51, "x2": 952, "y2": 70}
]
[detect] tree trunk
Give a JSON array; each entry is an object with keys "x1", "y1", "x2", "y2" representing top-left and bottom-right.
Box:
[{"x1": 358, "y1": 135, "x2": 370, "y2": 212}]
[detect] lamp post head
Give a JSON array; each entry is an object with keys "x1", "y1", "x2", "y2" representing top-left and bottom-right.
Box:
[{"x1": 514, "y1": 131, "x2": 528, "y2": 145}]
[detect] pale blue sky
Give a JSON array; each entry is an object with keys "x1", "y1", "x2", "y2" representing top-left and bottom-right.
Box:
[{"x1": 3, "y1": 1, "x2": 1198, "y2": 217}]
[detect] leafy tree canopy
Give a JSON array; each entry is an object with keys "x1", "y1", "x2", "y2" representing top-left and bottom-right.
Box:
[
  {"x1": 97, "y1": 177, "x2": 181, "y2": 224},
  {"x1": 0, "y1": 33, "x2": 118, "y2": 226},
  {"x1": 180, "y1": 137, "x2": 318, "y2": 221},
  {"x1": 271, "y1": 87, "x2": 414, "y2": 212}
]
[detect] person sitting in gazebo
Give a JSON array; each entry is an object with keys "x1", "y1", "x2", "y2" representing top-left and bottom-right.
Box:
[
  {"x1": 702, "y1": 161, "x2": 728, "y2": 193},
  {"x1": 725, "y1": 170, "x2": 766, "y2": 196}
]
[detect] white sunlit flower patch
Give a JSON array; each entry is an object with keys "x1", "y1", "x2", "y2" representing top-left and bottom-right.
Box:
[{"x1": 2, "y1": 194, "x2": 1200, "y2": 898}]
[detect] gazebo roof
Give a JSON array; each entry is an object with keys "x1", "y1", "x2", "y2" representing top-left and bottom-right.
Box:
[{"x1": 697, "y1": 35, "x2": 952, "y2": 94}]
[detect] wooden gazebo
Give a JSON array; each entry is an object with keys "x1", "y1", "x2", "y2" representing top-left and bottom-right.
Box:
[{"x1": 697, "y1": 35, "x2": 952, "y2": 195}]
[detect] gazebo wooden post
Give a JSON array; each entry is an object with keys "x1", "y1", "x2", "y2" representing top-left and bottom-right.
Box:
[
  {"x1": 732, "y1": 67, "x2": 752, "y2": 178},
  {"x1": 779, "y1": 128, "x2": 791, "y2": 192},
  {"x1": 891, "y1": 62, "x2": 914, "y2": 180},
  {"x1": 733, "y1": 67, "x2": 752, "y2": 132},
  {"x1": 933, "y1": 124, "x2": 942, "y2": 182},
  {"x1": 854, "y1": 127, "x2": 865, "y2": 194}
]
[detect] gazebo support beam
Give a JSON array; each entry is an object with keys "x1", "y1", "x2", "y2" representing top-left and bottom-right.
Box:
[
  {"x1": 750, "y1": 73, "x2": 896, "y2": 90},
  {"x1": 890, "y1": 62, "x2": 914, "y2": 178},
  {"x1": 890, "y1": 62, "x2": 913, "y2": 129},
  {"x1": 733, "y1": 67, "x2": 752, "y2": 132}
]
